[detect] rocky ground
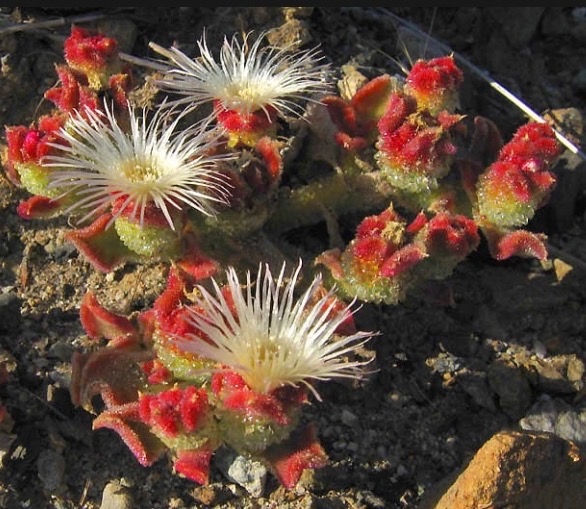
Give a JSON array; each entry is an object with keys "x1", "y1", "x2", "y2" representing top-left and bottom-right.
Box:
[{"x1": 0, "y1": 7, "x2": 585, "y2": 509}]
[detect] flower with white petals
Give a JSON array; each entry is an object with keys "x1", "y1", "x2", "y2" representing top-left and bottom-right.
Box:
[
  {"x1": 176, "y1": 261, "x2": 375, "y2": 399},
  {"x1": 149, "y1": 30, "x2": 331, "y2": 120},
  {"x1": 44, "y1": 101, "x2": 233, "y2": 230}
]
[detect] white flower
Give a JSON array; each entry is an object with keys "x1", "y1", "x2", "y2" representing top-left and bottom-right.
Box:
[
  {"x1": 44, "y1": 101, "x2": 233, "y2": 230},
  {"x1": 148, "y1": 30, "x2": 331, "y2": 120},
  {"x1": 176, "y1": 261, "x2": 375, "y2": 400}
]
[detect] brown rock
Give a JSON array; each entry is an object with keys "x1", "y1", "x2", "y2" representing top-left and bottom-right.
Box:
[
  {"x1": 419, "y1": 429, "x2": 586, "y2": 509},
  {"x1": 524, "y1": 354, "x2": 585, "y2": 394},
  {"x1": 487, "y1": 360, "x2": 532, "y2": 419}
]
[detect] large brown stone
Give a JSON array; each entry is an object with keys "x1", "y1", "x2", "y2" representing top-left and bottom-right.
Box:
[{"x1": 419, "y1": 429, "x2": 586, "y2": 509}]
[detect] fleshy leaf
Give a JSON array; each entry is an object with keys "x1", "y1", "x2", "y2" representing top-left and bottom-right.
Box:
[
  {"x1": 468, "y1": 115, "x2": 504, "y2": 164},
  {"x1": 262, "y1": 424, "x2": 328, "y2": 489},
  {"x1": 380, "y1": 243, "x2": 428, "y2": 278},
  {"x1": 422, "y1": 212, "x2": 480, "y2": 258},
  {"x1": 138, "y1": 386, "x2": 209, "y2": 438},
  {"x1": 314, "y1": 248, "x2": 344, "y2": 280},
  {"x1": 173, "y1": 445, "x2": 214, "y2": 485},
  {"x1": 44, "y1": 64, "x2": 100, "y2": 115},
  {"x1": 322, "y1": 75, "x2": 392, "y2": 151},
  {"x1": 80, "y1": 292, "x2": 137, "y2": 342},
  {"x1": 16, "y1": 195, "x2": 67, "y2": 220},
  {"x1": 255, "y1": 136, "x2": 283, "y2": 186},
  {"x1": 93, "y1": 409, "x2": 166, "y2": 467},
  {"x1": 64, "y1": 26, "x2": 120, "y2": 89},
  {"x1": 484, "y1": 227, "x2": 548, "y2": 261},
  {"x1": 351, "y1": 73, "x2": 393, "y2": 120},
  {"x1": 405, "y1": 55, "x2": 463, "y2": 114},
  {"x1": 66, "y1": 213, "x2": 138, "y2": 273},
  {"x1": 215, "y1": 100, "x2": 277, "y2": 147},
  {"x1": 175, "y1": 241, "x2": 219, "y2": 282},
  {"x1": 212, "y1": 371, "x2": 290, "y2": 426},
  {"x1": 70, "y1": 348, "x2": 152, "y2": 410}
]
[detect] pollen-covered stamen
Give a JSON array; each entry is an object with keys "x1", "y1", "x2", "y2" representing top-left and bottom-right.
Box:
[
  {"x1": 175, "y1": 261, "x2": 375, "y2": 400},
  {"x1": 148, "y1": 30, "x2": 331, "y2": 120},
  {"x1": 120, "y1": 158, "x2": 161, "y2": 183},
  {"x1": 43, "y1": 100, "x2": 234, "y2": 230}
]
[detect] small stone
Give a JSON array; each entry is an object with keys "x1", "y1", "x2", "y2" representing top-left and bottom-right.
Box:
[
  {"x1": 521, "y1": 395, "x2": 586, "y2": 445},
  {"x1": 191, "y1": 485, "x2": 219, "y2": 506},
  {"x1": 553, "y1": 258, "x2": 573, "y2": 282},
  {"x1": 215, "y1": 449, "x2": 267, "y2": 498},
  {"x1": 520, "y1": 395, "x2": 557, "y2": 434},
  {"x1": 340, "y1": 408, "x2": 358, "y2": 426},
  {"x1": 525, "y1": 354, "x2": 584, "y2": 394},
  {"x1": 567, "y1": 356, "x2": 585, "y2": 384},
  {"x1": 337, "y1": 64, "x2": 368, "y2": 101},
  {"x1": 458, "y1": 371, "x2": 497, "y2": 412},
  {"x1": 266, "y1": 17, "x2": 312, "y2": 50},
  {"x1": 100, "y1": 480, "x2": 134, "y2": 509},
  {"x1": 555, "y1": 410, "x2": 586, "y2": 444},
  {"x1": 37, "y1": 449, "x2": 65, "y2": 493},
  {"x1": 346, "y1": 441, "x2": 359, "y2": 452},
  {"x1": 487, "y1": 360, "x2": 532, "y2": 419}
]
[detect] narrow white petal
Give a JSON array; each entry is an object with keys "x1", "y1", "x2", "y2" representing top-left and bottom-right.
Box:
[
  {"x1": 175, "y1": 260, "x2": 376, "y2": 397},
  {"x1": 43, "y1": 100, "x2": 233, "y2": 229},
  {"x1": 149, "y1": 30, "x2": 332, "y2": 119}
]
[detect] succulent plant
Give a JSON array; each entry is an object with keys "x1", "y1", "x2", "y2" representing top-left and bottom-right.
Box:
[
  {"x1": 1, "y1": 24, "x2": 564, "y2": 490},
  {"x1": 71, "y1": 261, "x2": 374, "y2": 487}
]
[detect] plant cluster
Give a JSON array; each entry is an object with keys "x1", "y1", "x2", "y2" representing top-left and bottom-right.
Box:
[{"x1": 1, "y1": 24, "x2": 561, "y2": 488}]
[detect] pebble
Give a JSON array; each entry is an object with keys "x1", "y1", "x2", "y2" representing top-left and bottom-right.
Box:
[
  {"x1": 100, "y1": 480, "x2": 134, "y2": 509},
  {"x1": 487, "y1": 360, "x2": 532, "y2": 419},
  {"x1": 520, "y1": 395, "x2": 586, "y2": 444},
  {"x1": 347, "y1": 441, "x2": 359, "y2": 452},
  {"x1": 214, "y1": 449, "x2": 267, "y2": 498},
  {"x1": 340, "y1": 408, "x2": 359, "y2": 426},
  {"x1": 37, "y1": 449, "x2": 65, "y2": 492}
]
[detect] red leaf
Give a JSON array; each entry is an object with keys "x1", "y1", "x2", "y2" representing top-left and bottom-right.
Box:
[
  {"x1": 215, "y1": 100, "x2": 276, "y2": 136},
  {"x1": 175, "y1": 241, "x2": 219, "y2": 282},
  {"x1": 16, "y1": 195, "x2": 65, "y2": 220},
  {"x1": 71, "y1": 347, "x2": 152, "y2": 410},
  {"x1": 212, "y1": 371, "x2": 289, "y2": 425},
  {"x1": 64, "y1": 26, "x2": 119, "y2": 86},
  {"x1": 377, "y1": 93, "x2": 416, "y2": 138},
  {"x1": 256, "y1": 136, "x2": 283, "y2": 183},
  {"x1": 141, "y1": 359, "x2": 172, "y2": 384},
  {"x1": 262, "y1": 424, "x2": 328, "y2": 489},
  {"x1": 174, "y1": 445, "x2": 214, "y2": 485},
  {"x1": 66, "y1": 213, "x2": 137, "y2": 272},
  {"x1": 351, "y1": 236, "x2": 389, "y2": 265},
  {"x1": 351, "y1": 74, "x2": 393, "y2": 120},
  {"x1": 406, "y1": 212, "x2": 428, "y2": 235},
  {"x1": 322, "y1": 96, "x2": 358, "y2": 133},
  {"x1": 468, "y1": 115, "x2": 504, "y2": 163},
  {"x1": 80, "y1": 292, "x2": 137, "y2": 341},
  {"x1": 180, "y1": 386, "x2": 209, "y2": 432},
  {"x1": 93, "y1": 412, "x2": 165, "y2": 467},
  {"x1": 380, "y1": 244, "x2": 428, "y2": 277},
  {"x1": 486, "y1": 228, "x2": 548, "y2": 261},
  {"x1": 424, "y1": 213, "x2": 480, "y2": 258},
  {"x1": 314, "y1": 249, "x2": 344, "y2": 280}
]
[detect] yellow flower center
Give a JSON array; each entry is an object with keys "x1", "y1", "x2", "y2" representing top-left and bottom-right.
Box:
[{"x1": 120, "y1": 158, "x2": 161, "y2": 183}]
